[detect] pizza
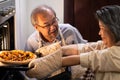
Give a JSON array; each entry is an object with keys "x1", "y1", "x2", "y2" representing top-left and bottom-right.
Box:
[{"x1": 0, "y1": 50, "x2": 37, "y2": 65}]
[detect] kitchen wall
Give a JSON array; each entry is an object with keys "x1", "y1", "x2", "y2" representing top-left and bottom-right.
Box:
[{"x1": 15, "y1": 0, "x2": 64, "y2": 50}]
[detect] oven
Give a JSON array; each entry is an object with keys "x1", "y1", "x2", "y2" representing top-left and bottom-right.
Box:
[
  {"x1": 0, "y1": 0, "x2": 21, "y2": 80},
  {"x1": 0, "y1": 0, "x2": 15, "y2": 50}
]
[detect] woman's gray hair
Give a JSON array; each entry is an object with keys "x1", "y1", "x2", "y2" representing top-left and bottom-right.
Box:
[
  {"x1": 96, "y1": 5, "x2": 120, "y2": 42},
  {"x1": 31, "y1": 5, "x2": 56, "y2": 26}
]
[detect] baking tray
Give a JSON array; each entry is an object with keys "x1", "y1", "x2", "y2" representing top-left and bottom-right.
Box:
[{"x1": 0, "y1": 66, "x2": 30, "y2": 71}]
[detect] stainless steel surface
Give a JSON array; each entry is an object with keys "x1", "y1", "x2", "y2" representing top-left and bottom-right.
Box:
[{"x1": 0, "y1": 0, "x2": 15, "y2": 25}]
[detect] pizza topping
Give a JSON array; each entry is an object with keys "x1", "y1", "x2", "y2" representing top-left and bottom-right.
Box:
[{"x1": 0, "y1": 50, "x2": 35, "y2": 61}]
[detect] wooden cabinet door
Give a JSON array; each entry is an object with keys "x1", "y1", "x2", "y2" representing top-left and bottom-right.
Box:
[{"x1": 64, "y1": 0, "x2": 120, "y2": 42}]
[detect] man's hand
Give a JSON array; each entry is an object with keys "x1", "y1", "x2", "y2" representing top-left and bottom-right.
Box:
[{"x1": 26, "y1": 49, "x2": 62, "y2": 79}]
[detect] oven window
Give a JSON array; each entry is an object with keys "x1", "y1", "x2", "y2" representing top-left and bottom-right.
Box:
[{"x1": 0, "y1": 22, "x2": 10, "y2": 50}]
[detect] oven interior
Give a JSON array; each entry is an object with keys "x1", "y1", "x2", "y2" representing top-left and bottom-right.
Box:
[{"x1": 0, "y1": 0, "x2": 15, "y2": 51}]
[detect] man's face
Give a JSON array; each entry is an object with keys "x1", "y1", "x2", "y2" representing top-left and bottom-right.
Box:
[{"x1": 35, "y1": 10, "x2": 59, "y2": 42}]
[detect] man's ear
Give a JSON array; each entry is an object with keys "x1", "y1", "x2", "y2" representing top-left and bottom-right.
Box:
[
  {"x1": 34, "y1": 25, "x2": 38, "y2": 30},
  {"x1": 34, "y1": 25, "x2": 41, "y2": 32}
]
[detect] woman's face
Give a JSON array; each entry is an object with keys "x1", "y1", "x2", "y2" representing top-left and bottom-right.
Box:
[{"x1": 98, "y1": 20, "x2": 115, "y2": 47}]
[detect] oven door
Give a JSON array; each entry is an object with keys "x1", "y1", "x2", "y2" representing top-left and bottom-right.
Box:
[{"x1": 0, "y1": 22, "x2": 10, "y2": 50}]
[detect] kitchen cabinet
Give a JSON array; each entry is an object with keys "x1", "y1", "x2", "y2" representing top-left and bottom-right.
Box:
[{"x1": 64, "y1": 0, "x2": 120, "y2": 42}]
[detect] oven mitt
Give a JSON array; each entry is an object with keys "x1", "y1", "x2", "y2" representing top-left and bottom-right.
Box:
[
  {"x1": 26, "y1": 49, "x2": 62, "y2": 79},
  {"x1": 35, "y1": 41, "x2": 61, "y2": 57}
]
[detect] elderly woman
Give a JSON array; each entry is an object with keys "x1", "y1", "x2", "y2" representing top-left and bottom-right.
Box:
[{"x1": 26, "y1": 5, "x2": 120, "y2": 80}]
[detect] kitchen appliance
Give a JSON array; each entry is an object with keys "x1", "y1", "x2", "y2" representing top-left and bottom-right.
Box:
[
  {"x1": 0, "y1": 0, "x2": 15, "y2": 50},
  {"x1": 0, "y1": 1, "x2": 26, "y2": 80}
]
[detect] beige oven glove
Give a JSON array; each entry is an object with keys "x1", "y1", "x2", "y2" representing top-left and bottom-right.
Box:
[
  {"x1": 26, "y1": 49, "x2": 62, "y2": 79},
  {"x1": 35, "y1": 41, "x2": 61, "y2": 56}
]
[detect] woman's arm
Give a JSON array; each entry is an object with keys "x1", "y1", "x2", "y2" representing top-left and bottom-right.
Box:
[
  {"x1": 62, "y1": 55, "x2": 80, "y2": 67},
  {"x1": 62, "y1": 44, "x2": 79, "y2": 56}
]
